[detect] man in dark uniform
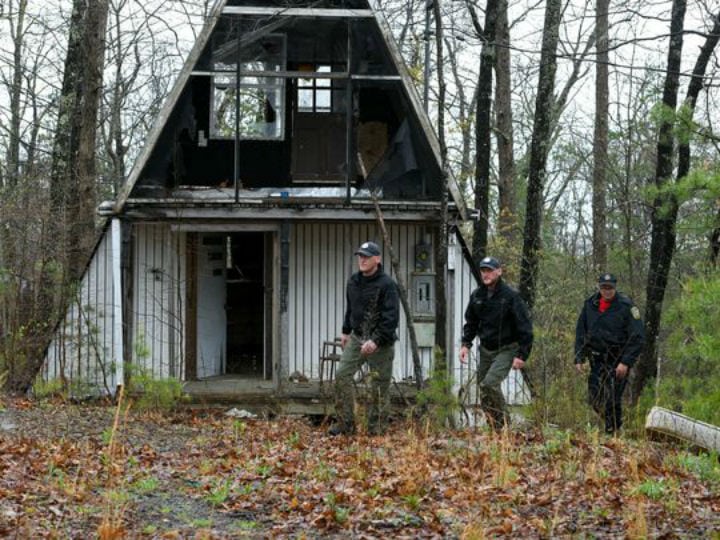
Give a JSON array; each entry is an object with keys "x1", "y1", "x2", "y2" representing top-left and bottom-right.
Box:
[
  {"x1": 459, "y1": 256, "x2": 533, "y2": 430},
  {"x1": 329, "y1": 241, "x2": 399, "y2": 436},
  {"x1": 575, "y1": 273, "x2": 645, "y2": 434}
]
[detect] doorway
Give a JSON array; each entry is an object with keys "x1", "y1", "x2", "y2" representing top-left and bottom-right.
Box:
[
  {"x1": 226, "y1": 232, "x2": 269, "y2": 377},
  {"x1": 195, "y1": 230, "x2": 274, "y2": 379}
]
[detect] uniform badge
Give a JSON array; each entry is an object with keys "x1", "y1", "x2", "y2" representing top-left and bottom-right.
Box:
[{"x1": 631, "y1": 306, "x2": 641, "y2": 320}]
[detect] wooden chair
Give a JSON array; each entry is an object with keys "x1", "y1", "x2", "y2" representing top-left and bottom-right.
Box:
[{"x1": 320, "y1": 338, "x2": 343, "y2": 387}]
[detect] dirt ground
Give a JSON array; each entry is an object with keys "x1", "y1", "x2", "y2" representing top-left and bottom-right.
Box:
[
  {"x1": 1, "y1": 396, "x2": 719, "y2": 539},
  {"x1": 0, "y1": 399, "x2": 284, "y2": 538}
]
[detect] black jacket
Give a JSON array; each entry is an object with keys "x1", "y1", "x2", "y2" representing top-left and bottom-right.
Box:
[
  {"x1": 342, "y1": 265, "x2": 399, "y2": 347},
  {"x1": 574, "y1": 292, "x2": 645, "y2": 367},
  {"x1": 461, "y1": 279, "x2": 533, "y2": 360}
]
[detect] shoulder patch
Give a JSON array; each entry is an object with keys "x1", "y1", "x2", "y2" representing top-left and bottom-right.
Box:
[{"x1": 631, "y1": 306, "x2": 641, "y2": 320}]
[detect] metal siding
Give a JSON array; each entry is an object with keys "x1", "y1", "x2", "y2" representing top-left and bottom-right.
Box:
[
  {"x1": 131, "y1": 224, "x2": 185, "y2": 380},
  {"x1": 44, "y1": 227, "x2": 117, "y2": 395},
  {"x1": 287, "y1": 222, "x2": 435, "y2": 382}
]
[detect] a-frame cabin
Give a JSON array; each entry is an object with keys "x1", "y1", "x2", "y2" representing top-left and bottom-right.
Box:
[{"x1": 42, "y1": 0, "x2": 529, "y2": 410}]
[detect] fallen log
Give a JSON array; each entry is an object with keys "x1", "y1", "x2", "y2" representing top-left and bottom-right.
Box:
[{"x1": 645, "y1": 406, "x2": 720, "y2": 452}]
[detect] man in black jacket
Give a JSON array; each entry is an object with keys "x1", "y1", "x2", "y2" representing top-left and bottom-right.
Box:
[
  {"x1": 459, "y1": 256, "x2": 533, "y2": 430},
  {"x1": 329, "y1": 241, "x2": 399, "y2": 436},
  {"x1": 575, "y1": 273, "x2": 645, "y2": 434}
]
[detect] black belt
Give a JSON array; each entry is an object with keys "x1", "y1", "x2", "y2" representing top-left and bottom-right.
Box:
[{"x1": 590, "y1": 350, "x2": 620, "y2": 360}]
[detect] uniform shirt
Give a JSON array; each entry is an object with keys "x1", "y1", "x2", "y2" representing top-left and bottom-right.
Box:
[
  {"x1": 461, "y1": 279, "x2": 534, "y2": 360},
  {"x1": 574, "y1": 291, "x2": 645, "y2": 367},
  {"x1": 342, "y1": 264, "x2": 399, "y2": 347}
]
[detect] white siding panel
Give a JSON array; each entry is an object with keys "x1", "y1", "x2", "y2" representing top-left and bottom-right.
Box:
[
  {"x1": 287, "y1": 222, "x2": 434, "y2": 382},
  {"x1": 44, "y1": 225, "x2": 118, "y2": 395},
  {"x1": 131, "y1": 224, "x2": 186, "y2": 379}
]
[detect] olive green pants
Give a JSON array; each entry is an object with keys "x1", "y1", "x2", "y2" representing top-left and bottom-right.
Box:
[
  {"x1": 333, "y1": 336, "x2": 394, "y2": 429},
  {"x1": 476, "y1": 343, "x2": 516, "y2": 429}
]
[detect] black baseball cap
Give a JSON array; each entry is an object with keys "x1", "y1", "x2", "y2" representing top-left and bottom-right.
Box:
[
  {"x1": 478, "y1": 256, "x2": 501, "y2": 270},
  {"x1": 598, "y1": 273, "x2": 617, "y2": 287},
  {"x1": 355, "y1": 241, "x2": 381, "y2": 257}
]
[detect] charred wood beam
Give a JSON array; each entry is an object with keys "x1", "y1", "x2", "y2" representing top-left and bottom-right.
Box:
[{"x1": 222, "y1": 7, "x2": 375, "y2": 18}]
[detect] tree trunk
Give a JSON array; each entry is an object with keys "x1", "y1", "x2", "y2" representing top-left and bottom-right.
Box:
[
  {"x1": 5, "y1": 0, "x2": 29, "y2": 190},
  {"x1": 9, "y1": 0, "x2": 109, "y2": 392},
  {"x1": 518, "y1": 0, "x2": 563, "y2": 310},
  {"x1": 711, "y1": 211, "x2": 720, "y2": 267},
  {"x1": 592, "y1": 0, "x2": 609, "y2": 271},
  {"x1": 633, "y1": 3, "x2": 719, "y2": 400},
  {"x1": 646, "y1": 406, "x2": 720, "y2": 453},
  {"x1": 69, "y1": 0, "x2": 109, "y2": 280},
  {"x1": 471, "y1": 0, "x2": 498, "y2": 262},
  {"x1": 431, "y1": 0, "x2": 449, "y2": 367},
  {"x1": 494, "y1": 0, "x2": 516, "y2": 245}
]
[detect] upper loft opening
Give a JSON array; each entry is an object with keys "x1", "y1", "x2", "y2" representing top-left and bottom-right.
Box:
[{"x1": 130, "y1": 4, "x2": 443, "y2": 202}]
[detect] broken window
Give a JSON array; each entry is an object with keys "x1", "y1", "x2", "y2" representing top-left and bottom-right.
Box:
[{"x1": 210, "y1": 34, "x2": 286, "y2": 141}]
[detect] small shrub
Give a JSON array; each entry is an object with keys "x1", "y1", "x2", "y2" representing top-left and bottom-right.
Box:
[
  {"x1": 32, "y1": 378, "x2": 67, "y2": 399},
  {"x1": 632, "y1": 478, "x2": 666, "y2": 500},
  {"x1": 669, "y1": 451, "x2": 720, "y2": 486},
  {"x1": 205, "y1": 479, "x2": 232, "y2": 506},
  {"x1": 415, "y1": 347, "x2": 458, "y2": 429},
  {"x1": 643, "y1": 273, "x2": 720, "y2": 426},
  {"x1": 127, "y1": 365, "x2": 183, "y2": 411}
]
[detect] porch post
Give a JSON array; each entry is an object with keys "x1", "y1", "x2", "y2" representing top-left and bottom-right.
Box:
[
  {"x1": 278, "y1": 221, "x2": 290, "y2": 393},
  {"x1": 111, "y1": 218, "x2": 124, "y2": 394}
]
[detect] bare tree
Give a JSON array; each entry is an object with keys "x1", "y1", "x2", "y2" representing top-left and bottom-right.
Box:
[
  {"x1": 633, "y1": 4, "x2": 720, "y2": 399},
  {"x1": 592, "y1": 0, "x2": 609, "y2": 271},
  {"x1": 431, "y1": 0, "x2": 449, "y2": 360},
  {"x1": 494, "y1": 0, "x2": 516, "y2": 243},
  {"x1": 518, "y1": 0, "x2": 563, "y2": 310},
  {"x1": 466, "y1": 0, "x2": 497, "y2": 262}
]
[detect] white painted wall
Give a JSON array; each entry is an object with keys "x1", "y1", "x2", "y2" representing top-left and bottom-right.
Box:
[
  {"x1": 131, "y1": 224, "x2": 186, "y2": 379},
  {"x1": 43, "y1": 219, "x2": 530, "y2": 407},
  {"x1": 287, "y1": 222, "x2": 436, "y2": 382},
  {"x1": 44, "y1": 221, "x2": 119, "y2": 395}
]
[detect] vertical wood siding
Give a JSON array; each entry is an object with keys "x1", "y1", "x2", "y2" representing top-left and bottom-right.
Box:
[
  {"x1": 288, "y1": 222, "x2": 434, "y2": 382},
  {"x1": 131, "y1": 224, "x2": 186, "y2": 379},
  {"x1": 43, "y1": 219, "x2": 529, "y2": 407},
  {"x1": 44, "y1": 225, "x2": 118, "y2": 394}
]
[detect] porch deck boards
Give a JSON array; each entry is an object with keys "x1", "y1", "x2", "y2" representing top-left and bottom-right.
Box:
[{"x1": 182, "y1": 376, "x2": 420, "y2": 416}]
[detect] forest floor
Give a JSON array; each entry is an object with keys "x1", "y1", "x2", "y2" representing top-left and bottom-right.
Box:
[{"x1": 0, "y1": 395, "x2": 719, "y2": 539}]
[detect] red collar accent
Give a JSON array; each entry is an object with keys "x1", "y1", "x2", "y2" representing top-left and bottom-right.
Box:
[{"x1": 599, "y1": 296, "x2": 613, "y2": 313}]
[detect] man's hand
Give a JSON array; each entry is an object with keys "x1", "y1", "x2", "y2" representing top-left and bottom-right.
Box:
[
  {"x1": 615, "y1": 362, "x2": 629, "y2": 379},
  {"x1": 512, "y1": 357, "x2": 525, "y2": 370},
  {"x1": 459, "y1": 345, "x2": 470, "y2": 364},
  {"x1": 360, "y1": 339, "x2": 378, "y2": 356},
  {"x1": 340, "y1": 333, "x2": 350, "y2": 349},
  {"x1": 575, "y1": 362, "x2": 586, "y2": 374}
]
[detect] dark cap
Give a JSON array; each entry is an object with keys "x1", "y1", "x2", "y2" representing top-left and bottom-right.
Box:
[
  {"x1": 598, "y1": 273, "x2": 617, "y2": 287},
  {"x1": 354, "y1": 241, "x2": 381, "y2": 257},
  {"x1": 478, "y1": 256, "x2": 501, "y2": 270}
]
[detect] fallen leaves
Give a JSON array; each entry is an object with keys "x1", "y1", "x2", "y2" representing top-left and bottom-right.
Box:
[{"x1": 0, "y1": 398, "x2": 718, "y2": 537}]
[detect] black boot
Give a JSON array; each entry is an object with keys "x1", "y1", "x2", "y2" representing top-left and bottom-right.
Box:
[{"x1": 328, "y1": 422, "x2": 355, "y2": 436}]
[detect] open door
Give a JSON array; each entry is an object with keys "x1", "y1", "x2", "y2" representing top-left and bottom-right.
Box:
[
  {"x1": 195, "y1": 231, "x2": 274, "y2": 379},
  {"x1": 226, "y1": 232, "x2": 271, "y2": 378},
  {"x1": 196, "y1": 235, "x2": 227, "y2": 378}
]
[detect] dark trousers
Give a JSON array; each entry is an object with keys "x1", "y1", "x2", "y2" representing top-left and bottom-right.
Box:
[
  {"x1": 588, "y1": 356, "x2": 627, "y2": 433},
  {"x1": 476, "y1": 344, "x2": 516, "y2": 429},
  {"x1": 334, "y1": 336, "x2": 394, "y2": 429}
]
